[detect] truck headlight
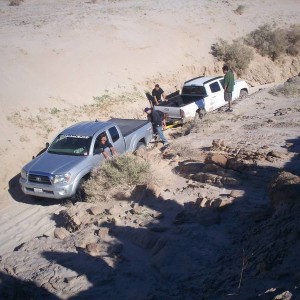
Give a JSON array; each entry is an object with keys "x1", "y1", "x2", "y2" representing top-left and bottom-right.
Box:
[
  {"x1": 51, "y1": 173, "x2": 71, "y2": 184},
  {"x1": 20, "y1": 169, "x2": 28, "y2": 179}
]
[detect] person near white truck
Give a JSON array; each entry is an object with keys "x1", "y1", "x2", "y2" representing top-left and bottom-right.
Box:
[{"x1": 153, "y1": 75, "x2": 249, "y2": 123}]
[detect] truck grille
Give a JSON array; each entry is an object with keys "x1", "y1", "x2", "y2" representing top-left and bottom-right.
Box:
[{"x1": 28, "y1": 174, "x2": 51, "y2": 185}]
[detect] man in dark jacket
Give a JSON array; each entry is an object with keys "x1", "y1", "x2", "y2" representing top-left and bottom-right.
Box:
[
  {"x1": 144, "y1": 107, "x2": 168, "y2": 146},
  {"x1": 152, "y1": 84, "x2": 166, "y2": 105}
]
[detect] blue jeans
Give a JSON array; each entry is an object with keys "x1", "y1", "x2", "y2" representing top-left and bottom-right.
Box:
[{"x1": 156, "y1": 126, "x2": 168, "y2": 144}]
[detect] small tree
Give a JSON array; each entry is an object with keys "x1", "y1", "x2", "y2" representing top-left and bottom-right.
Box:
[
  {"x1": 211, "y1": 39, "x2": 254, "y2": 76},
  {"x1": 83, "y1": 154, "x2": 151, "y2": 202},
  {"x1": 286, "y1": 24, "x2": 300, "y2": 56},
  {"x1": 245, "y1": 24, "x2": 287, "y2": 60},
  {"x1": 9, "y1": 0, "x2": 23, "y2": 6}
]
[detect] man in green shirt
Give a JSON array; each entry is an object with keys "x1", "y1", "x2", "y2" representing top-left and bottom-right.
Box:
[{"x1": 223, "y1": 65, "x2": 235, "y2": 112}]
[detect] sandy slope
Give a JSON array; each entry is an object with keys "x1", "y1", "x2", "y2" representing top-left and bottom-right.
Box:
[
  {"x1": 0, "y1": 85, "x2": 299, "y2": 299},
  {"x1": 0, "y1": 0, "x2": 300, "y2": 280}
]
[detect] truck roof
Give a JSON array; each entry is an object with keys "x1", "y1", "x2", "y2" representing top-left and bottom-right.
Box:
[
  {"x1": 60, "y1": 121, "x2": 112, "y2": 136},
  {"x1": 184, "y1": 76, "x2": 223, "y2": 86}
]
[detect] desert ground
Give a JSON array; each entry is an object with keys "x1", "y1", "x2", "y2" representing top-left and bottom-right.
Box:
[{"x1": 0, "y1": 0, "x2": 300, "y2": 299}]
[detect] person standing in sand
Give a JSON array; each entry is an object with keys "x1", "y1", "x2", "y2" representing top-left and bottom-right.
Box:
[
  {"x1": 152, "y1": 84, "x2": 167, "y2": 105},
  {"x1": 222, "y1": 65, "x2": 235, "y2": 112},
  {"x1": 144, "y1": 107, "x2": 168, "y2": 146}
]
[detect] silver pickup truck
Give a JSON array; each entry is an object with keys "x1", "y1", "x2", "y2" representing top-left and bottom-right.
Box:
[
  {"x1": 154, "y1": 76, "x2": 249, "y2": 122},
  {"x1": 19, "y1": 118, "x2": 153, "y2": 200}
]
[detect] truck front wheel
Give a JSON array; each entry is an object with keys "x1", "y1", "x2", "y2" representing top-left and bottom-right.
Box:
[
  {"x1": 72, "y1": 179, "x2": 86, "y2": 202},
  {"x1": 135, "y1": 142, "x2": 147, "y2": 157},
  {"x1": 135, "y1": 142, "x2": 146, "y2": 151}
]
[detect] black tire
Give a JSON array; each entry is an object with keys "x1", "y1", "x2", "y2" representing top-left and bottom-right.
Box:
[
  {"x1": 135, "y1": 142, "x2": 147, "y2": 157},
  {"x1": 72, "y1": 179, "x2": 85, "y2": 202},
  {"x1": 194, "y1": 108, "x2": 206, "y2": 121},
  {"x1": 135, "y1": 142, "x2": 146, "y2": 152},
  {"x1": 239, "y1": 89, "x2": 248, "y2": 99}
]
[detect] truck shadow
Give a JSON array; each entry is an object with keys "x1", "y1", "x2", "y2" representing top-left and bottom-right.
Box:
[
  {"x1": 0, "y1": 271, "x2": 59, "y2": 300},
  {"x1": 8, "y1": 173, "x2": 62, "y2": 206}
]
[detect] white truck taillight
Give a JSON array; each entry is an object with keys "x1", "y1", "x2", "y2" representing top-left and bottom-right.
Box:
[{"x1": 180, "y1": 109, "x2": 185, "y2": 119}]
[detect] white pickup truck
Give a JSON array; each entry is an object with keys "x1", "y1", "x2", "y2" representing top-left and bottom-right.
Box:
[{"x1": 154, "y1": 76, "x2": 249, "y2": 122}]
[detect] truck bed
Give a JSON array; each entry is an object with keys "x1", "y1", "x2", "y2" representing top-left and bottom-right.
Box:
[
  {"x1": 157, "y1": 94, "x2": 205, "y2": 108},
  {"x1": 109, "y1": 118, "x2": 150, "y2": 137}
]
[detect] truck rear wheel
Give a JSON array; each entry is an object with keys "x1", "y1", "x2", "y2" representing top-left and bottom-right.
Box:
[
  {"x1": 195, "y1": 108, "x2": 206, "y2": 121},
  {"x1": 135, "y1": 142, "x2": 147, "y2": 158},
  {"x1": 72, "y1": 179, "x2": 85, "y2": 202},
  {"x1": 135, "y1": 142, "x2": 146, "y2": 151},
  {"x1": 239, "y1": 90, "x2": 248, "y2": 99}
]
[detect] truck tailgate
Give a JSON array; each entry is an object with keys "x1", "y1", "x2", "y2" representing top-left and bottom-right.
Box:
[{"x1": 154, "y1": 95, "x2": 204, "y2": 120}]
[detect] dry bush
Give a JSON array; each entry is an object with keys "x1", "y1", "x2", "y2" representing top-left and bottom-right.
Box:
[
  {"x1": 9, "y1": 0, "x2": 23, "y2": 6},
  {"x1": 269, "y1": 82, "x2": 300, "y2": 97},
  {"x1": 245, "y1": 24, "x2": 287, "y2": 60},
  {"x1": 83, "y1": 154, "x2": 151, "y2": 202},
  {"x1": 168, "y1": 141, "x2": 198, "y2": 160},
  {"x1": 234, "y1": 5, "x2": 246, "y2": 15},
  {"x1": 286, "y1": 24, "x2": 300, "y2": 56},
  {"x1": 211, "y1": 39, "x2": 254, "y2": 75}
]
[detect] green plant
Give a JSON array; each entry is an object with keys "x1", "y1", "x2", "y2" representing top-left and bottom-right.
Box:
[
  {"x1": 50, "y1": 107, "x2": 60, "y2": 114},
  {"x1": 286, "y1": 24, "x2": 300, "y2": 56},
  {"x1": 269, "y1": 82, "x2": 300, "y2": 97},
  {"x1": 93, "y1": 95, "x2": 112, "y2": 107},
  {"x1": 9, "y1": 0, "x2": 23, "y2": 6},
  {"x1": 211, "y1": 39, "x2": 254, "y2": 75},
  {"x1": 83, "y1": 154, "x2": 150, "y2": 202},
  {"x1": 234, "y1": 5, "x2": 245, "y2": 15},
  {"x1": 245, "y1": 24, "x2": 287, "y2": 60}
]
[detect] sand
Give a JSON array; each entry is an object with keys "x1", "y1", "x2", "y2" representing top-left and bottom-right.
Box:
[{"x1": 0, "y1": 0, "x2": 300, "y2": 298}]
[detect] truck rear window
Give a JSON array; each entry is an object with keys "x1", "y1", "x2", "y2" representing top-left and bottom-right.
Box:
[
  {"x1": 48, "y1": 134, "x2": 92, "y2": 156},
  {"x1": 182, "y1": 85, "x2": 207, "y2": 96}
]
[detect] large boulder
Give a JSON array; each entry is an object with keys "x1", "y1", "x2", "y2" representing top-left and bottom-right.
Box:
[
  {"x1": 205, "y1": 154, "x2": 228, "y2": 168},
  {"x1": 54, "y1": 227, "x2": 70, "y2": 240},
  {"x1": 269, "y1": 171, "x2": 300, "y2": 209}
]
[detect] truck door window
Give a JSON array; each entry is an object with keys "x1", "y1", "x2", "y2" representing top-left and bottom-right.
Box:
[
  {"x1": 182, "y1": 85, "x2": 206, "y2": 95},
  {"x1": 108, "y1": 126, "x2": 120, "y2": 142},
  {"x1": 209, "y1": 82, "x2": 221, "y2": 93}
]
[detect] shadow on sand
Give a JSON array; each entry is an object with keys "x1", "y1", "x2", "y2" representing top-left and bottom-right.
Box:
[{"x1": 3, "y1": 137, "x2": 300, "y2": 299}]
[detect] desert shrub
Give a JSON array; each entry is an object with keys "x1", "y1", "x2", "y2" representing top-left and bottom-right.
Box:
[
  {"x1": 168, "y1": 141, "x2": 198, "y2": 160},
  {"x1": 286, "y1": 24, "x2": 300, "y2": 56},
  {"x1": 245, "y1": 24, "x2": 287, "y2": 60},
  {"x1": 83, "y1": 154, "x2": 150, "y2": 202},
  {"x1": 269, "y1": 82, "x2": 300, "y2": 97},
  {"x1": 9, "y1": 0, "x2": 23, "y2": 6},
  {"x1": 211, "y1": 39, "x2": 254, "y2": 75},
  {"x1": 234, "y1": 4, "x2": 245, "y2": 15}
]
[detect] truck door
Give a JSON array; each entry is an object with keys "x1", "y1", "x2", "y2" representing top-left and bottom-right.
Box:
[
  {"x1": 107, "y1": 126, "x2": 126, "y2": 154},
  {"x1": 208, "y1": 81, "x2": 225, "y2": 110},
  {"x1": 91, "y1": 131, "x2": 107, "y2": 164}
]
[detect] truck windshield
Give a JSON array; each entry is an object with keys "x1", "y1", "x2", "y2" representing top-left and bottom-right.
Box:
[
  {"x1": 48, "y1": 134, "x2": 92, "y2": 156},
  {"x1": 182, "y1": 85, "x2": 207, "y2": 96}
]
